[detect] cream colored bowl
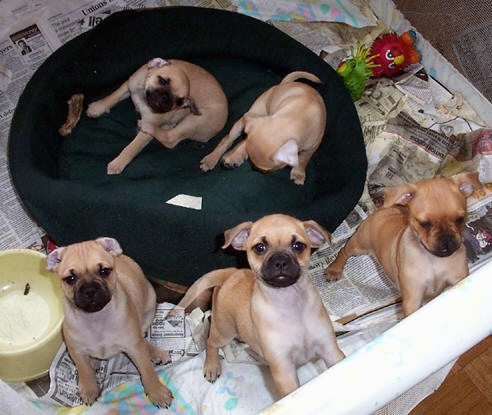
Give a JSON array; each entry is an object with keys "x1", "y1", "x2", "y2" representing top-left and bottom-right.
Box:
[{"x1": 0, "y1": 249, "x2": 63, "y2": 382}]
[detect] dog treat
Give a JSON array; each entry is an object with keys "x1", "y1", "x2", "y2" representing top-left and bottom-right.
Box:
[{"x1": 58, "y1": 93, "x2": 84, "y2": 136}]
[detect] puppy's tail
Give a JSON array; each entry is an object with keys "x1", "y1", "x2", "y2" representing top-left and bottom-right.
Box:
[
  {"x1": 281, "y1": 71, "x2": 322, "y2": 85},
  {"x1": 171, "y1": 268, "x2": 237, "y2": 314}
]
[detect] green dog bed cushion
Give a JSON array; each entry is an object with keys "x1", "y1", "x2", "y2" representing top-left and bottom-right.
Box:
[{"x1": 8, "y1": 7, "x2": 366, "y2": 285}]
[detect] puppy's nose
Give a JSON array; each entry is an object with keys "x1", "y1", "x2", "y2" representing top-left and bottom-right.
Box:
[
  {"x1": 433, "y1": 233, "x2": 461, "y2": 257},
  {"x1": 274, "y1": 253, "x2": 290, "y2": 271},
  {"x1": 261, "y1": 252, "x2": 300, "y2": 288},
  {"x1": 145, "y1": 88, "x2": 174, "y2": 113},
  {"x1": 74, "y1": 281, "x2": 111, "y2": 312}
]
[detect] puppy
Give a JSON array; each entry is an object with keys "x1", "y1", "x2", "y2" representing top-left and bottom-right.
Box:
[
  {"x1": 173, "y1": 214, "x2": 344, "y2": 397},
  {"x1": 200, "y1": 71, "x2": 326, "y2": 185},
  {"x1": 325, "y1": 172, "x2": 480, "y2": 316},
  {"x1": 87, "y1": 58, "x2": 228, "y2": 174},
  {"x1": 46, "y1": 237, "x2": 173, "y2": 407}
]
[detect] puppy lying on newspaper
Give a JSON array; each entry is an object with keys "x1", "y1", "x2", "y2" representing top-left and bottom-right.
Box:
[{"x1": 325, "y1": 172, "x2": 480, "y2": 316}]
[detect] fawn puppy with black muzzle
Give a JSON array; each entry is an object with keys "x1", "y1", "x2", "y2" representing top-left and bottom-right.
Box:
[
  {"x1": 173, "y1": 214, "x2": 344, "y2": 397},
  {"x1": 47, "y1": 237, "x2": 173, "y2": 407},
  {"x1": 325, "y1": 172, "x2": 480, "y2": 316},
  {"x1": 87, "y1": 58, "x2": 228, "y2": 174}
]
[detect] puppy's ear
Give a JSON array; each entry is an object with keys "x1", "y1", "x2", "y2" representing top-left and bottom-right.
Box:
[
  {"x1": 382, "y1": 184, "x2": 416, "y2": 207},
  {"x1": 96, "y1": 237, "x2": 123, "y2": 256},
  {"x1": 148, "y1": 58, "x2": 169, "y2": 69},
  {"x1": 273, "y1": 139, "x2": 299, "y2": 167},
  {"x1": 180, "y1": 97, "x2": 201, "y2": 115},
  {"x1": 303, "y1": 220, "x2": 331, "y2": 247},
  {"x1": 222, "y1": 221, "x2": 253, "y2": 250},
  {"x1": 451, "y1": 171, "x2": 481, "y2": 197},
  {"x1": 46, "y1": 247, "x2": 66, "y2": 271}
]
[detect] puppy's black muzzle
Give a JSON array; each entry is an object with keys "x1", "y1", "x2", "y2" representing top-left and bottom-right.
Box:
[
  {"x1": 74, "y1": 281, "x2": 111, "y2": 313},
  {"x1": 429, "y1": 232, "x2": 462, "y2": 257},
  {"x1": 145, "y1": 87, "x2": 174, "y2": 113},
  {"x1": 261, "y1": 252, "x2": 300, "y2": 288}
]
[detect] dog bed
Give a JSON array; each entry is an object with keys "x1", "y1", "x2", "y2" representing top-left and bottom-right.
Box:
[{"x1": 8, "y1": 7, "x2": 366, "y2": 285}]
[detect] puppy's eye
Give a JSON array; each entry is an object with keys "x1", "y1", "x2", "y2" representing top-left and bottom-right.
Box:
[
  {"x1": 455, "y1": 216, "x2": 465, "y2": 226},
  {"x1": 419, "y1": 221, "x2": 433, "y2": 230},
  {"x1": 253, "y1": 242, "x2": 267, "y2": 255},
  {"x1": 158, "y1": 76, "x2": 169, "y2": 86},
  {"x1": 63, "y1": 271, "x2": 77, "y2": 286},
  {"x1": 99, "y1": 265, "x2": 112, "y2": 278},
  {"x1": 175, "y1": 97, "x2": 184, "y2": 107},
  {"x1": 291, "y1": 241, "x2": 306, "y2": 253}
]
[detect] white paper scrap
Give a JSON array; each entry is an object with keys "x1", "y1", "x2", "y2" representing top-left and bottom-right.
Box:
[{"x1": 166, "y1": 194, "x2": 202, "y2": 210}]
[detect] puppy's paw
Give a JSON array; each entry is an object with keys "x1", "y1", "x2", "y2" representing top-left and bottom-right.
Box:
[
  {"x1": 149, "y1": 344, "x2": 172, "y2": 365},
  {"x1": 107, "y1": 160, "x2": 124, "y2": 175},
  {"x1": 221, "y1": 154, "x2": 243, "y2": 169},
  {"x1": 203, "y1": 355, "x2": 222, "y2": 383},
  {"x1": 86, "y1": 101, "x2": 108, "y2": 118},
  {"x1": 324, "y1": 265, "x2": 342, "y2": 281},
  {"x1": 146, "y1": 383, "x2": 174, "y2": 408},
  {"x1": 165, "y1": 306, "x2": 182, "y2": 319},
  {"x1": 290, "y1": 168, "x2": 306, "y2": 185},
  {"x1": 78, "y1": 379, "x2": 100, "y2": 405},
  {"x1": 200, "y1": 153, "x2": 220, "y2": 172}
]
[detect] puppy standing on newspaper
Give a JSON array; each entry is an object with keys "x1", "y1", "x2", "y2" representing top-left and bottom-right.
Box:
[{"x1": 325, "y1": 172, "x2": 480, "y2": 316}]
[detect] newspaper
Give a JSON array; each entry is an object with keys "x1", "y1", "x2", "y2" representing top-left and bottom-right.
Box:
[{"x1": 0, "y1": 162, "x2": 44, "y2": 250}]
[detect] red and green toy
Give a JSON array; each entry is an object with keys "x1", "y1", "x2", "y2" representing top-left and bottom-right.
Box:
[{"x1": 337, "y1": 30, "x2": 421, "y2": 101}]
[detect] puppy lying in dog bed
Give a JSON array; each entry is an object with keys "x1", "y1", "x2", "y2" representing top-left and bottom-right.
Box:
[
  {"x1": 8, "y1": 7, "x2": 367, "y2": 285},
  {"x1": 86, "y1": 57, "x2": 228, "y2": 175}
]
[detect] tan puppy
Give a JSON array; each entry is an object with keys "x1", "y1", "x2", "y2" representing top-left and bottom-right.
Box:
[
  {"x1": 46, "y1": 237, "x2": 173, "y2": 407},
  {"x1": 173, "y1": 214, "x2": 344, "y2": 397},
  {"x1": 325, "y1": 172, "x2": 480, "y2": 316},
  {"x1": 200, "y1": 71, "x2": 326, "y2": 185},
  {"x1": 87, "y1": 58, "x2": 228, "y2": 174}
]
